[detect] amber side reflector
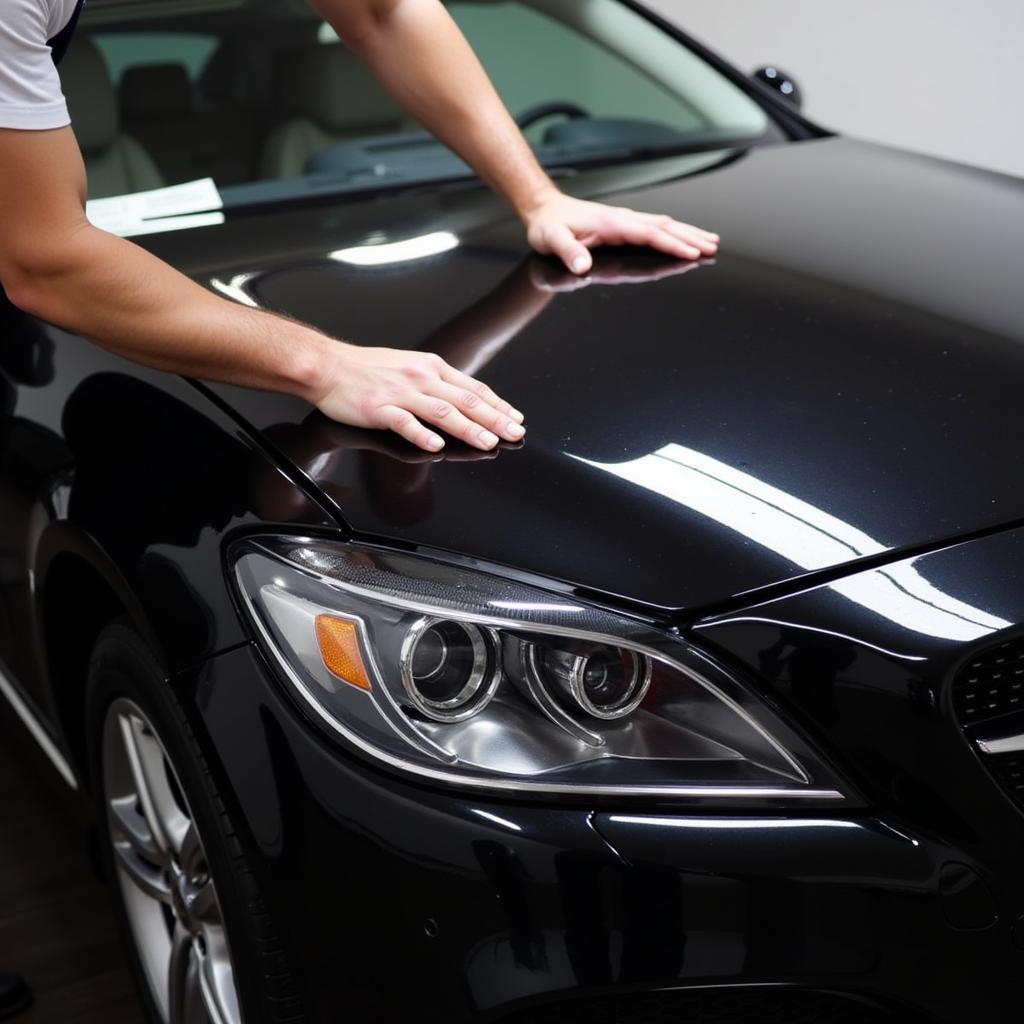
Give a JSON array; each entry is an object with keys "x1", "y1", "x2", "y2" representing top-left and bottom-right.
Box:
[{"x1": 315, "y1": 615, "x2": 372, "y2": 691}]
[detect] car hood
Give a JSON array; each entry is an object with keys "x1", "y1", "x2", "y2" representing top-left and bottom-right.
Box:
[{"x1": 170, "y1": 137, "x2": 1024, "y2": 613}]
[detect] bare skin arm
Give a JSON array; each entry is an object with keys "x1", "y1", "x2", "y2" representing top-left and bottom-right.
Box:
[
  {"x1": 0, "y1": 126, "x2": 524, "y2": 452},
  {"x1": 313, "y1": 0, "x2": 720, "y2": 273}
]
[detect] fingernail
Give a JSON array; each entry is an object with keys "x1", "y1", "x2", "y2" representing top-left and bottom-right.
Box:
[
  {"x1": 510, "y1": 408, "x2": 525, "y2": 423},
  {"x1": 479, "y1": 430, "x2": 499, "y2": 448},
  {"x1": 507, "y1": 423, "x2": 525, "y2": 439},
  {"x1": 572, "y1": 256, "x2": 589, "y2": 274},
  {"x1": 427, "y1": 435, "x2": 444, "y2": 451}
]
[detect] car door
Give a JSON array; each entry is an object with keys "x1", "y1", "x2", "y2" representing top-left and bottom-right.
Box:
[{"x1": 0, "y1": 296, "x2": 73, "y2": 718}]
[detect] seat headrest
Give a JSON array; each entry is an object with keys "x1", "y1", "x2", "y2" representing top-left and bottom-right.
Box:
[
  {"x1": 60, "y1": 37, "x2": 118, "y2": 153},
  {"x1": 121, "y1": 64, "x2": 194, "y2": 119},
  {"x1": 291, "y1": 44, "x2": 403, "y2": 132}
]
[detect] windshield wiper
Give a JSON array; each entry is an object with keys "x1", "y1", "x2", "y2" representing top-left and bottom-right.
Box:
[{"x1": 218, "y1": 127, "x2": 762, "y2": 216}]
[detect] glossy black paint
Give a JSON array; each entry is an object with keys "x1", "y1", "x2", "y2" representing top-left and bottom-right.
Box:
[{"x1": 187, "y1": 136, "x2": 1024, "y2": 614}]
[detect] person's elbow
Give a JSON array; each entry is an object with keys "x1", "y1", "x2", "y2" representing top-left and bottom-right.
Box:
[
  {"x1": 1, "y1": 268, "x2": 44, "y2": 326},
  {"x1": 0, "y1": 233, "x2": 85, "y2": 323},
  {"x1": 311, "y1": 0, "x2": 404, "y2": 50},
  {"x1": 1, "y1": 257, "x2": 45, "y2": 318}
]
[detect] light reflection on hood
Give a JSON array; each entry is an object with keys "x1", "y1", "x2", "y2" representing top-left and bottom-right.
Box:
[{"x1": 570, "y1": 443, "x2": 1009, "y2": 641}]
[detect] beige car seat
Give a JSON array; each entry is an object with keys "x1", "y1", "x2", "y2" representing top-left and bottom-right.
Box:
[
  {"x1": 261, "y1": 44, "x2": 411, "y2": 180},
  {"x1": 120, "y1": 63, "x2": 259, "y2": 187},
  {"x1": 60, "y1": 38, "x2": 165, "y2": 199}
]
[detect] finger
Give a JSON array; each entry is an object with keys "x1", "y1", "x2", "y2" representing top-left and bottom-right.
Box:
[
  {"x1": 542, "y1": 222, "x2": 593, "y2": 275},
  {"x1": 614, "y1": 217, "x2": 702, "y2": 260},
  {"x1": 439, "y1": 365, "x2": 525, "y2": 424},
  {"x1": 375, "y1": 405, "x2": 445, "y2": 452},
  {"x1": 639, "y1": 212, "x2": 718, "y2": 235},
  {"x1": 655, "y1": 227, "x2": 705, "y2": 261},
  {"x1": 639, "y1": 214, "x2": 720, "y2": 246},
  {"x1": 659, "y1": 220, "x2": 719, "y2": 255},
  {"x1": 674, "y1": 222, "x2": 720, "y2": 243},
  {"x1": 405, "y1": 393, "x2": 502, "y2": 451},
  {"x1": 427, "y1": 380, "x2": 526, "y2": 443}
]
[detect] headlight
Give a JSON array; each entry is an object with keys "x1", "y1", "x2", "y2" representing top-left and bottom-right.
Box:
[{"x1": 231, "y1": 537, "x2": 850, "y2": 804}]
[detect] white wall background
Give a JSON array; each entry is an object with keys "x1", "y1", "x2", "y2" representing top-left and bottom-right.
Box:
[{"x1": 645, "y1": 0, "x2": 1024, "y2": 178}]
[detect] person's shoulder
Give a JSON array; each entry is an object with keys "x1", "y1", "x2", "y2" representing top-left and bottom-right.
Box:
[
  {"x1": 0, "y1": 0, "x2": 73, "y2": 134},
  {"x1": 1, "y1": 0, "x2": 49, "y2": 38}
]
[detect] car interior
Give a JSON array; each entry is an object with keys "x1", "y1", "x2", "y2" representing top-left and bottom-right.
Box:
[{"x1": 64, "y1": 0, "x2": 774, "y2": 202}]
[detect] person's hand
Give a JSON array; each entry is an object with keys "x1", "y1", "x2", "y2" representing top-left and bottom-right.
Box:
[
  {"x1": 312, "y1": 343, "x2": 525, "y2": 452},
  {"x1": 523, "y1": 190, "x2": 719, "y2": 275}
]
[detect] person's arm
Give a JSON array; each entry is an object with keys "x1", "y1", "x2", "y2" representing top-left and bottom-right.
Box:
[
  {"x1": 0, "y1": 126, "x2": 524, "y2": 452},
  {"x1": 312, "y1": 0, "x2": 720, "y2": 274}
]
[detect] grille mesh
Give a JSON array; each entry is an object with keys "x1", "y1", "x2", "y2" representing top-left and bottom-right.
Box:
[
  {"x1": 987, "y1": 752, "x2": 1024, "y2": 808},
  {"x1": 952, "y1": 637, "x2": 1024, "y2": 726},
  {"x1": 497, "y1": 988, "x2": 914, "y2": 1024},
  {"x1": 952, "y1": 635, "x2": 1024, "y2": 814}
]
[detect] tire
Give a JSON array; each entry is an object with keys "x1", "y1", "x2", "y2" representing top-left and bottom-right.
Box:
[{"x1": 86, "y1": 620, "x2": 303, "y2": 1024}]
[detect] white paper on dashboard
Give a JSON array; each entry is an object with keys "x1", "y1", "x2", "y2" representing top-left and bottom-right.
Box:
[
  {"x1": 110, "y1": 211, "x2": 227, "y2": 237},
  {"x1": 86, "y1": 178, "x2": 225, "y2": 238}
]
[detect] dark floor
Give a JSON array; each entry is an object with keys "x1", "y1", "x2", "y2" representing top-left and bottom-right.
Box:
[{"x1": 0, "y1": 719, "x2": 145, "y2": 1023}]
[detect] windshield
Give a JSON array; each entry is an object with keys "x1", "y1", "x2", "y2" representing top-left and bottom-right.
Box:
[{"x1": 69, "y1": 0, "x2": 778, "y2": 226}]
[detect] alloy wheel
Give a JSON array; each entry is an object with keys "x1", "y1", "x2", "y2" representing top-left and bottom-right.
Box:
[{"x1": 102, "y1": 697, "x2": 242, "y2": 1024}]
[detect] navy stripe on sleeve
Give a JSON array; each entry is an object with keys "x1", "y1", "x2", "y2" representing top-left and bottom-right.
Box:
[{"x1": 48, "y1": 0, "x2": 86, "y2": 67}]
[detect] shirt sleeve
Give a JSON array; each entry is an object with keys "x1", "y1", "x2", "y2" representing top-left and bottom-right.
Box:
[{"x1": 0, "y1": 0, "x2": 71, "y2": 130}]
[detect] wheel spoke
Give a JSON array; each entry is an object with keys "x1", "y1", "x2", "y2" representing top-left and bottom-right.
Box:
[
  {"x1": 185, "y1": 950, "x2": 207, "y2": 1024},
  {"x1": 198, "y1": 934, "x2": 239, "y2": 1024},
  {"x1": 178, "y1": 822, "x2": 203, "y2": 879},
  {"x1": 119, "y1": 714, "x2": 190, "y2": 859},
  {"x1": 167, "y1": 924, "x2": 191, "y2": 1024},
  {"x1": 112, "y1": 838, "x2": 173, "y2": 904},
  {"x1": 109, "y1": 794, "x2": 165, "y2": 864}
]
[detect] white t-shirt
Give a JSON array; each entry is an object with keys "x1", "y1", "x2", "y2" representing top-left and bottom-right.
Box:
[{"x1": 0, "y1": 0, "x2": 80, "y2": 130}]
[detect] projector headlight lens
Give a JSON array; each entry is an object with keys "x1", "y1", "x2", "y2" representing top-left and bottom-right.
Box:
[
  {"x1": 532, "y1": 643, "x2": 651, "y2": 720},
  {"x1": 401, "y1": 618, "x2": 499, "y2": 722}
]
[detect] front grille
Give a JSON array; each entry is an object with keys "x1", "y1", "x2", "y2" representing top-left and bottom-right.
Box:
[
  {"x1": 952, "y1": 636, "x2": 1024, "y2": 725},
  {"x1": 952, "y1": 635, "x2": 1024, "y2": 814},
  {"x1": 497, "y1": 988, "x2": 919, "y2": 1024},
  {"x1": 987, "y1": 751, "x2": 1024, "y2": 808}
]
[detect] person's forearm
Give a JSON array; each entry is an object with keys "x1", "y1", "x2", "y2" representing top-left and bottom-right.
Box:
[
  {"x1": 314, "y1": 0, "x2": 557, "y2": 219},
  {"x1": 3, "y1": 223, "x2": 334, "y2": 400}
]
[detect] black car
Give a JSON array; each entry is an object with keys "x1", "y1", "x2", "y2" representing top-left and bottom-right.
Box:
[{"x1": 3, "y1": 1, "x2": 1024, "y2": 1022}]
